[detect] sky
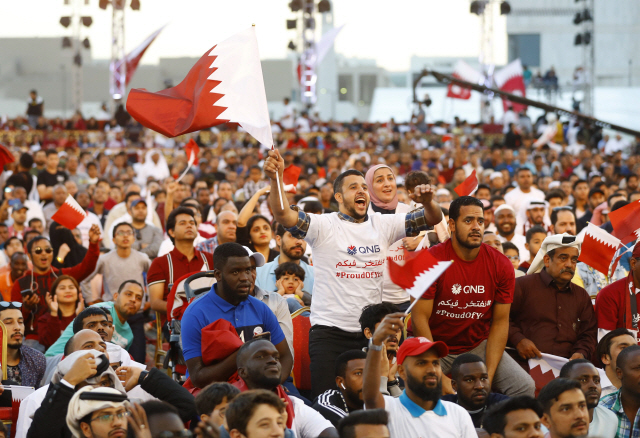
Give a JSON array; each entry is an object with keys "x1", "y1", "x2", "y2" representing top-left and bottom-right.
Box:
[{"x1": 2, "y1": 0, "x2": 506, "y2": 71}]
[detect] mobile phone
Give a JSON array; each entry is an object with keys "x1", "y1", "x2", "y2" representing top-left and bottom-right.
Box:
[
  {"x1": 4, "y1": 187, "x2": 11, "y2": 193},
  {"x1": 20, "y1": 289, "x2": 33, "y2": 298},
  {"x1": 8, "y1": 199, "x2": 19, "y2": 208}
]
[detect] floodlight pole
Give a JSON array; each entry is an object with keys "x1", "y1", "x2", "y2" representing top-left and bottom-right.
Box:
[
  {"x1": 300, "y1": 0, "x2": 317, "y2": 106},
  {"x1": 582, "y1": 0, "x2": 595, "y2": 115},
  {"x1": 110, "y1": 1, "x2": 126, "y2": 111},
  {"x1": 71, "y1": 0, "x2": 83, "y2": 113}
]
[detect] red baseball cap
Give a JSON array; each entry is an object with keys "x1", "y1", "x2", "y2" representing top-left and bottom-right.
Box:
[{"x1": 397, "y1": 337, "x2": 449, "y2": 365}]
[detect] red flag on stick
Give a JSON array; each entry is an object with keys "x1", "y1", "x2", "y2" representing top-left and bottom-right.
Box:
[
  {"x1": 388, "y1": 248, "x2": 452, "y2": 305},
  {"x1": 185, "y1": 138, "x2": 200, "y2": 165},
  {"x1": 578, "y1": 223, "x2": 621, "y2": 275},
  {"x1": 51, "y1": 195, "x2": 87, "y2": 230},
  {"x1": 609, "y1": 200, "x2": 640, "y2": 240},
  {"x1": 283, "y1": 165, "x2": 302, "y2": 187},
  {"x1": 454, "y1": 170, "x2": 479, "y2": 197}
]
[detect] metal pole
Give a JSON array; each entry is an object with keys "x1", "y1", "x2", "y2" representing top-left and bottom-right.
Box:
[
  {"x1": 110, "y1": 2, "x2": 126, "y2": 109},
  {"x1": 300, "y1": 0, "x2": 317, "y2": 107},
  {"x1": 72, "y1": 0, "x2": 83, "y2": 113}
]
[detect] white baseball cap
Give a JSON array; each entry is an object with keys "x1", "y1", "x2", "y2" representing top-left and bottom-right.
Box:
[{"x1": 243, "y1": 246, "x2": 265, "y2": 267}]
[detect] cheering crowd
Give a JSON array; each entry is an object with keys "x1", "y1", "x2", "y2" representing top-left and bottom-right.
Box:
[{"x1": 0, "y1": 102, "x2": 636, "y2": 438}]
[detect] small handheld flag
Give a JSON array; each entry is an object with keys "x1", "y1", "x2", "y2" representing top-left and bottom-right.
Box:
[
  {"x1": 454, "y1": 169, "x2": 479, "y2": 197},
  {"x1": 578, "y1": 223, "x2": 621, "y2": 275},
  {"x1": 388, "y1": 248, "x2": 452, "y2": 314},
  {"x1": 51, "y1": 195, "x2": 87, "y2": 230}
]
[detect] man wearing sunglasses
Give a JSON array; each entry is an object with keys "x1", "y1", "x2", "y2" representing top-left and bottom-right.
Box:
[
  {"x1": 10, "y1": 224, "x2": 101, "y2": 351},
  {"x1": 67, "y1": 387, "x2": 130, "y2": 438}
]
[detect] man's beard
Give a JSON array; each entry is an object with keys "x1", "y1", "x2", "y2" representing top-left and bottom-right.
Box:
[
  {"x1": 249, "y1": 373, "x2": 281, "y2": 390},
  {"x1": 343, "y1": 387, "x2": 364, "y2": 410},
  {"x1": 282, "y1": 244, "x2": 304, "y2": 261},
  {"x1": 496, "y1": 222, "x2": 513, "y2": 236},
  {"x1": 343, "y1": 198, "x2": 367, "y2": 220},
  {"x1": 405, "y1": 371, "x2": 442, "y2": 403},
  {"x1": 220, "y1": 276, "x2": 250, "y2": 302},
  {"x1": 455, "y1": 228, "x2": 482, "y2": 250}
]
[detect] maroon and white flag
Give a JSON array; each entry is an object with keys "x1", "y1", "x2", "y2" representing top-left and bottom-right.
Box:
[
  {"x1": 51, "y1": 195, "x2": 87, "y2": 230},
  {"x1": 388, "y1": 248, "x2": 452, "y2": 312},
  {"x1": 494, "y1": 59, "x2": 527, "y2": 112},
  {"x1": 115, "y1": 25, "x2": 165, "y2": 92},
  {"x1": 454, "y1": 170, "x2": 479, "y2": 197},
  {"x1": 610, "y1": 200, "x2": 640, "y2": 240},
  {"x1": 446, "y1": 60, "x2": 483, "y2": 100},
  {"x1": 578, "y1": 223, "x2": 621, "y2": 275}
]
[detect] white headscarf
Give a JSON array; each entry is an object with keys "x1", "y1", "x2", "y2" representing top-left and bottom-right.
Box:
[
  {"x1": 52, "y1": 350, "x2": 126, "y2": 394},
  {"x1": 527, "y1": 233, "x2": 582, "y2": 275},
  {"x1": 135, "y1": 149, "x2": 170, "y2": 186},
  {"x1": 516, "y1": 198, "x2": 551, "y2": 232},
  {"x1": 66, "y1": 386, "x2": 128, "y2": 438}
]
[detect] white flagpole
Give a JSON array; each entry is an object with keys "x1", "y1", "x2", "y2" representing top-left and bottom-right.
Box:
[{"x1": 273, "y1": 145, "x2": 285, "y2": 210}]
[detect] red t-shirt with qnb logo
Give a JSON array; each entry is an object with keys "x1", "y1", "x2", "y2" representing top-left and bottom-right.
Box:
[{"x1": 421, "y1": 240, "x2": 515, "y2": 354}]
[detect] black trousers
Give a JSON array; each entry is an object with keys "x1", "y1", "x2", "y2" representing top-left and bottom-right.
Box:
[{"x1": 309, "y1": 325, "x2": 367, "y2": 398}]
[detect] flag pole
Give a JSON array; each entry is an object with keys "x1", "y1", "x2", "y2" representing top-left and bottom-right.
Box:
[
  {"x1": 273, "y1": 145, "x2": 285, "y2": 210},
  {"x1": 404, "y1": 298, "x2": 420, "y2": 316}
]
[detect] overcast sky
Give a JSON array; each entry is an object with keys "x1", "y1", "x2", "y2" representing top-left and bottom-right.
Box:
[{"x1": 2, "y1": 0, "x2": 506, "y2": 71}]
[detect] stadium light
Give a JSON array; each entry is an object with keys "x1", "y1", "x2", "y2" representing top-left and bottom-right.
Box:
[
  {"x1": 99, "y1": 0, "x2": 109, "y2": 9},
  {"x1": 286, "y1": 19, "x2": 297, "y2": 29},
  {"x1": 289, "y1": 0, "x2": 302, "y2": 12},
  {"x1": 288, "y1": 41, "x2": 297, "y2": 51},
  {"x1": 60, "y1": 16, "x2": 71, "y2": 28},
  {"x1": 81, "y1": 16, "x2": 93, "y2": 27},
  {"x1": 82, "y1": 37, "x2": 91, "y2": 49},
  {"x1": 62, "y1": 37, "x2": 72, "y2": 48},
  {"x1": 131, "y1": 0, "x2": 140, "y2": 10},
  {"x1": 500, "y1": 2, "x2": 511, "y2": 15},
  {"x1": 318, "y1": 0, "x2": 331, "y2": 13}
]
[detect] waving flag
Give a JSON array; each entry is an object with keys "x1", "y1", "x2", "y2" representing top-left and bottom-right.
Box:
[
  {"x1": 494, "y1": 59, "x2": 527, "y2": 112},
  {"x1": 447, "y1": 60, "x2": 483, "y2": 100},
  {"x1": 52, "y1": 195, "x2": 87, "y2": 230},
  {"x1": 454, "y1": 170, "x2": 479, "y2": 197},
  {"x1": 610, "y1": 200, "x2": 640, "y2": 240},
  {"x1": 0, "y1": 144, "x2": 15, "y2": 169},
  {"x1": 185, "y1": 138, "x2": 200, "y2": 166},
  {"x1": 388, "y1": 248, "x2": 452, "y2": 313},
  {"x1": 578, "y1": 223, "x2": 621, "y2": 275},
  {"x1": 115, "y1": 25, "x2": 165, "y2": 92},
  {"x1": 127, "y1": 27, "x2": 273, "y2": 147}
]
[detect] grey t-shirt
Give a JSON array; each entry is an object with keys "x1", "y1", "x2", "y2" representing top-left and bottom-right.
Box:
[{"x1": 81, "y1": 249, "x2": 151, "y2": 304}]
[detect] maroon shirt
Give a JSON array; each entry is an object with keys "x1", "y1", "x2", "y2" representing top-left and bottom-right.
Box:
[{"x1": 508, "y1": 269, "x2": 598, "y2": 359}]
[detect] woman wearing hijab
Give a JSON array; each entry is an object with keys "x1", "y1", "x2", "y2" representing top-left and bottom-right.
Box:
[{"x1": 364, "y1": 165, "x2": 418, "y2": 311}]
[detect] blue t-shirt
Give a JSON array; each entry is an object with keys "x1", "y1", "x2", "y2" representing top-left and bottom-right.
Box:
[{"x1": 181, "y1": 284, "x2": 285, "y2": 361}]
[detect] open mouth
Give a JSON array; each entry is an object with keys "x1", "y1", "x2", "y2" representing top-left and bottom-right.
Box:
[{"x1": 355, "y1": 197, "x2": 366, "y2": 208}]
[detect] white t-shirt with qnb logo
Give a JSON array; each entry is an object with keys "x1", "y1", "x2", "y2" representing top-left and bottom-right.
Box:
[{"x1": 305, "y1": 212, "x2": 406, "y2": 332}]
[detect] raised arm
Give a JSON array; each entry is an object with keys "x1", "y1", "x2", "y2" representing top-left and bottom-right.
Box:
[
  {"x1": 410, "y1": 184, "x2": 443, "y2": 228},
  {"x1": 363, "y1": 313, "x2": 405, "y2": 410},
  {"x1": 238, "y1": 185, "x2": 270, "y2": 227},
  {"x1": 263, "y1": 149, "x2": 298, "y2": 228}
]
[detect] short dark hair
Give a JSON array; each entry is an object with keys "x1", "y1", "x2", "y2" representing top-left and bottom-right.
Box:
[
  {"x1": 333, "y1": 170, "x2": 364, "y2": 195},
  {"x1": 116, "y1": 279, "x2": 143, "y2": 295},
  {"x1": 274, "y1": 262, "x2": 305, "y2": 282},
  {"x1": 19, "y1": 153, "x2": 34, "y2": 169},
  {"x1": 226, "y1": 390, "x2": 286, "y2": 436},
  {"x1": 140, "y1": 400, "x2": 180, "y2": 420},
  {"x1": 450, "y1": 353, "x2": 485, "y2": 380},
  {"x1": 502, "y1": 241, "x2": 519, "y2": 254},
  {"x1": 45, "y1": 149, "x2": 58, "y2": 157},
  {"x1": 612, "y1": 200, "x2": 629, "y2": 212},
  {"x1": 275, "y1": 223, "x2": 286, "y2": 238},
  {"x1": 112, "y1": 222, "x2": 134, "y2": 238},
  {"x1": 166, "y1": 207, "x2": 196, "y2": 244},
  {"x1": 405, "y1": 171, "x2": 430, "y2": 193},
  {"x1": 0, "y1": 223, "x2": 7, "y2": 229},
  {"x1": 616, "y1": 344, "x2": 640, "y2": 371},
  {"x1": 545, "y1": 190, "x2": 566, "y2": 202},
  {"x1": 303, "y1": 200, "x2": 323, "y2": 214},
  {"x1": 195, "y1": 382, "x2": 241, "y2": 417},
  {"x1": 449, "y1": 196, "x2": 484, "y2": 221},
  {"x1": 27, "y1": 218, "x2": 42, "y2": 227},
  {"x1": 516, "y1": 167, "x2": 532, "y2": 176},
  {"x1": 26, "y1": 235, "x2": 48, "y2": 254},
  {"x1": 537, "y1": 378, "x2": 582, "y2": 414},
  {"x1": 597, "y1": 328, "x2": 634, "y2": 366},
  {"x1": 483, "y1": 396, "x2": 543, "y2": 435},
  {"x1": 550, "y1": 207, "x2": 575, "y2": 227},
  {"x1": 476, "y1": 184, "x2": 491, "y2": 193},
  {"x1": 573, "y1": 179, "x2": 588, "y2": 191},
  {"x1": 359, "y1": 302, "x2": 399, "y2": 336},
  {"x1": 525, "y1": 225, "x2": 547, "y2": 244},
  {"x1": 338, "y1": 409, "x2": 389, "y2": 438},
  {"x1": 559, "y1": 358, "x2": 594, "y2": 378},
  {"x1": 73, "y1": 307, "x2": 108, "y2": 333},
  {"x1": 335, "y1": 350, "x2": 367, "y2": 378},
  {"x1": 213, "y1": 242, "x2": 250, "y2": 272},
  {"x1": 124, "y1": 191, "x2": 141, "y2": 205},
  {"x1": 4, "y1": 236, "x2": 22, "y2": 249}
]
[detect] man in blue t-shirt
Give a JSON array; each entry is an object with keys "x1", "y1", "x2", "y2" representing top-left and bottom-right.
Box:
[{"x1": 181, "y1": 242, "x2": 293, "y2": 389}]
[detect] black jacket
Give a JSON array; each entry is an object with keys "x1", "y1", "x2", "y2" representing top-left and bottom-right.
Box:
[{"x1": 27, "y1": 367, "x2": 196, "y2": 438}]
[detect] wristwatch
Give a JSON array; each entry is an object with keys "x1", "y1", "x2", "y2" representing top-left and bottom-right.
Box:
[{"x1": 368, "y1": 339, "x2": 383, "y2": 351}]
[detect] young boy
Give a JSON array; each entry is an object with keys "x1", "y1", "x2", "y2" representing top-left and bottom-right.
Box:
[
  {"x1": 520, "y1": 225, "x2": 547, "y2": 273},
  {"x1": 195, "y1": 382, "x2": 241, "y2": 428},
  {"x1": 275, "y1": 262, "x2": 310, "y2": 307}
]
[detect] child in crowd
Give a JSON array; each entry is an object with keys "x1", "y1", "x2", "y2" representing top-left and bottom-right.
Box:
[
  {"x1": 275, "y1": 262, "x2": 310, "y2": 307},
  {"x1": 195, "y1": 382, "x2": 241, "y2": 429},
  {"x1": 502, "y1": 241, "x2": 521, "y2": 271}
]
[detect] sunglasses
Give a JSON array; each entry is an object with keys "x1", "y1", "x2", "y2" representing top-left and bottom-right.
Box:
[
  {"x1": 33, "y1": 247, "x2": 53, "y2": 255},
  {"x1": 0, "y1": 301, "x2": 22, "y2": 309}
]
